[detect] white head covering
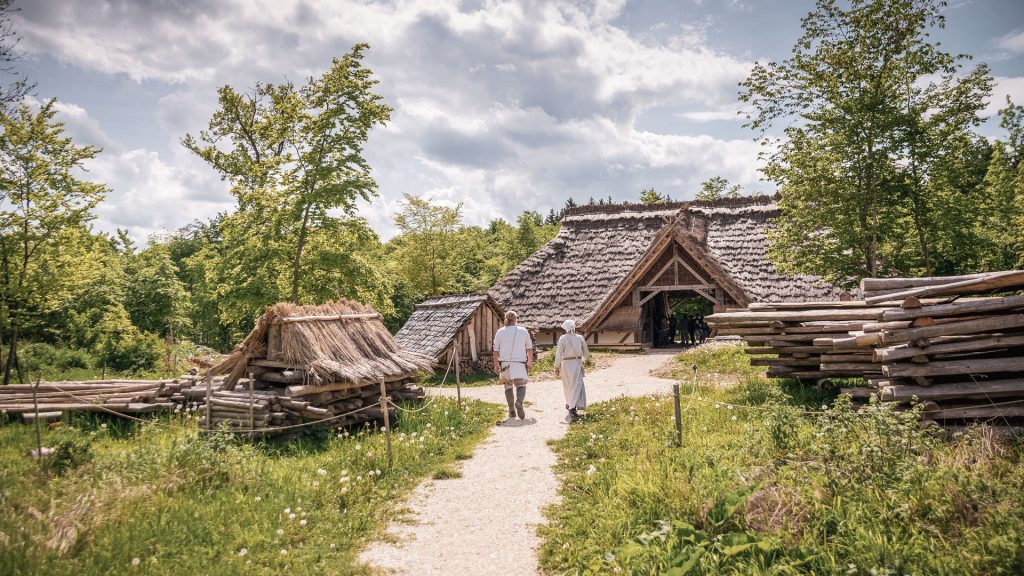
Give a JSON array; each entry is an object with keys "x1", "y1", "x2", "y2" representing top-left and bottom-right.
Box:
[{"x1": 561, "y1": 319, "x2": 576, "y2": 333}]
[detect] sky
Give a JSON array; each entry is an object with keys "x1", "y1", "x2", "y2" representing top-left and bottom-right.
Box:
[{"x1": 12, "y1": 0, "x2": 1024, "y2": 242}]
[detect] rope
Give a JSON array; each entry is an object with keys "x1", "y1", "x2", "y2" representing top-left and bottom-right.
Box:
[
  {"x1": 390, "y1": 343, "x2": 459, "y2": 414},
  {"x1": 35, "y1": 381, "x2": 389, "y2": 435}
]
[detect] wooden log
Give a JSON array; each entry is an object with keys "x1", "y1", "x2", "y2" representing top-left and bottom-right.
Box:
[
  {"x1": 881, "y1": 295, "x2": 1024, "y2": 321},
  {"x1": 749, "y1": 357, "x2": 822, "y2": 367},
  {"x1": 879, "y1": 314, "x2": 1024, "y2": 345},
  {"x1": 923, "y1": 405, "x2": 1024, "y2": 419},
  {"x1": 744, "y1": 344, "x2": 832, "y2": 354},
  {"x1": 882, "y1": 357, "x2": 1024, "y2": 378},
  {"x1": 863, "y1": 270, "x2": 1024, "y2": 304},
  {"x1": 839, "y1": 387, "x2": 875, "y2": 398},
  {"x1": 708, "y1": 309, "x2": 888, "y2": 323},
  {"x1": 880, "y1": 378, "x2": 1024, "y2": 401},
  {"x1": 816, "y1": 362, "x2": 878, "y2": 372},
  {"x1": 820, "y1": 353, "x2": 875, "y2": 363},
  {"x1": 861, "y1": 273, "x2": 991, "y2": 294},
  {"x1": 22, "y1": 411, "x2": 63, "y2": 422},
  {"x1": 875, "y1": 334, "x2": 1024, "y2": 362}
]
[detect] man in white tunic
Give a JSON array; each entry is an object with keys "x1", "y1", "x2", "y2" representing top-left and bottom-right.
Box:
[
  {"x1": 492, "y1": 311, "x2": 534, "y2": 420},
  {"x1": 554, "y1": 319, "x2": 588, "y2": 422}
]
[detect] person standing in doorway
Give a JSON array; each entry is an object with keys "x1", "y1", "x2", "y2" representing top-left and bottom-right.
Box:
[
  {"x1": 493, "y1": 311, "x2": 534, "y2": 420},
  {"x1": 687, "y1": 314, "x2": 698, "y2": 345},
  {"x1": 554, "y1": 319, "x2": 588, "y2": 422},
  {"x1": 679, "y1": 314, "x2": 691, "y2": 347}
]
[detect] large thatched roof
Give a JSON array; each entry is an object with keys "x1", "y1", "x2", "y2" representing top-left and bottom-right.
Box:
[
  {"x1": 488, "y1": 196, "x2": 846, "y2": 331},
  {"x1": 208, "y1": 300, "x2": 435, "y2": 387},
  {"x1": 488, "y1": 202, "x2": 683, "y2": 331},
  {"x1": 395, "y1": 294, "x2": 503, "y2": 359}
]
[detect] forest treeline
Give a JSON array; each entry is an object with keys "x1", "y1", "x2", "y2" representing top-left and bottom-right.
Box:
[{"x1": 0, "y1": 0, "x2": 1022, "y2": 381}]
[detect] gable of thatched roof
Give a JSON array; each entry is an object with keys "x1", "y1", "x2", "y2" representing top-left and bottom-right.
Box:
[
  {"x1": 395, "y1": 294, "x2": 503, "y2": 359},
  {"x1": 209, "y1": 300, "x2": 435, "y2": 387},
  {"x1": 489, "y1": 196, "x2": 847, "y2": 332},
  {"x1": 488, "y1": 202, "x2": 685, "y2": 330}
]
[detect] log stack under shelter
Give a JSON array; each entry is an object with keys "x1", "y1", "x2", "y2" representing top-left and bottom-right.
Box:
[
  {"x1": 708, "y1": 270, "x2": 1024, "y2": 429},
  {"x1": 202, "y1": 300, "x2": 435, "y2": 435}
]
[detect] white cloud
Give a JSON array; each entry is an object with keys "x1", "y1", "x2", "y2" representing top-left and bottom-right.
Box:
[
  {"x1": 995, "y1": 28, "x2": 1024, "y2": 54},
  {"x1": 985, "y1": 76, "x2": 1024, "y2": 116},
  {"x1": 17, "y1": 0, "x2": 762, "y2": 241}
]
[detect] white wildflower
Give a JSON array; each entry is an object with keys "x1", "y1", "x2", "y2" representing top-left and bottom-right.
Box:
[
  {"x1": 355, "y1": 444, "x2": 362, "y2": 451},
  {"x1": 276, "y1": 528, "x2": 284, "y2": 536},
  {"x1": 284, "y1": 507, "x2": 291, "y2": 514},
  {"x1": 255, "y1": 496, "x2": 262, "y2": 502},
  {"x1": 289, "y1": 513, "x2": 296, "y2": 520},
  {"x1": 280, "y1": 549, "x2": 288, "y2": 556},
  {"x1": 586, "y1": 465, "x2": 597, "y2": 476},
  {"x1": 131, "y1": 558, "x2": 140, "y2": 566},
  {"x1": 317, "y1": 468, "x2": 327, "y2": 476},
  {"x1": 299, "y1": 519, "x2": 307, "y2": 526},
  {"x1": 238, "y1": 548, "x2": 248, "y2": 557},
  {"x1": 731, "y1": 415, "x2": 737, "y2": 421}
]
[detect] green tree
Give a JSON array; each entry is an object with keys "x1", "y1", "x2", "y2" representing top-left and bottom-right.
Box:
[
  {"x1": 0, "y1": 99, "x2": 106, "y2": 383},
  {"x1": 639, "y1": 188, "x2": 671, "y2": 204},
  {"x1": 390, "y1": 193, "x2": 465, "y2": 295},
  {"x1": 974, "y1": 99, "x2": 1024, "y2": 269},
  {"x1": 124, "y1": 243, "x2": 191, "y2": 338},
  {"x1": 185, "y1": 44, "x2": 394, "y2": 324},
  {"x1": 696, "y1": 177, "x2": 742, "y2": 201},
  {"x1": 740, "y1": 0, "x2": 993, "y2": 286}
]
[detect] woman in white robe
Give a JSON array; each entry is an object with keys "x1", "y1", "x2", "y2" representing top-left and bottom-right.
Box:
[{"x1": 554, "y1": 319, "x2": 588, "y2": 421}]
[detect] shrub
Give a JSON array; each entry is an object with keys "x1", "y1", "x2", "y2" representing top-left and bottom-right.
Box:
[
  {"x1": 51, "y1": 347, "x2": 94, "y2": 370},
  {"x1": 97, "y1": 329, "x2": 161, "y2": 373},
  {"x1": 19, "y1": 342, "x2": 57, "y2": 372},
  {"x1": 41, "y1": 432, "x2": 94, "y2": 475}
]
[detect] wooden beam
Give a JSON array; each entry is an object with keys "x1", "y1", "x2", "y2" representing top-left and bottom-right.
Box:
[
  {"x1": 879, "y1": 314, "x2": 1024, "y2": 345},
  {"x1": 875, "y1": 334, "x2": 1024, "y2": 362},
  {"x1": 863, "y1": 271, "x2": 1024, "y2": 304},
  {"x1": 880, "y1": 295, "x2": 1024, "y2": 321},
  {"x1": 882, "y1": 357, "x2": 1024, "y2": 378}
]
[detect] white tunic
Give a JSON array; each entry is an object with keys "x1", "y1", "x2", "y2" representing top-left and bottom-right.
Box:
[
  {"x1": 493, "y1": 325, "x2": 533, "y2": 381},
  {"x1": 555, "y1": 333, "x2": 588, "y2": 409}
]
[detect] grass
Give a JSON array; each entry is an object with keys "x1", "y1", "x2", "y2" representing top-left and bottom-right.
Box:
[
  {"x1": 539, "y1": 345, "x2": 1024, "y2": 575},
  {"x1": 0, "y1": 397, "x2": 502, "y2": 575}
]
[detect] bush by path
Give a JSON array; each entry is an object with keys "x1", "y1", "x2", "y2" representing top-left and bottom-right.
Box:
[{"x1": 540, "y1": 349, "x2": 1024, "y2": 575}]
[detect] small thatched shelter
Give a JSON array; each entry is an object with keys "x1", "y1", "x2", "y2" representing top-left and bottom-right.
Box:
[
  {"x1": 209, "y1": 300, "x2": 435, "y2": 389},
  {"x1": 395, "y1": 294, "x2": 504, "y2": 371},
  {"x1": 488, "y1": 196, "x2": 846, "y2": 348}
]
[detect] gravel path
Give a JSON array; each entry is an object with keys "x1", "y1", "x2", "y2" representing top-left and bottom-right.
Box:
[{"x1": 360, "y1": 349, "x2": 680, "y2": 576}]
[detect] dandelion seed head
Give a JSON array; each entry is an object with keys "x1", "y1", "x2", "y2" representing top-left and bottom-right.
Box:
[
  {"x1": 299, "y1": 519, "x2": 307, "y2": 526},
  {"x1": 131, "y1": 558, "x2": 140, "y2": 566},
  {"x1": 238, "y1": 548, "x2": 248, "y2": 556},
  {"x1": 280, "y1": 549, "x2": 288, "y2": 556},
  {"x1": 276, "y1": 528, "x2": 284, "y2": 536}
]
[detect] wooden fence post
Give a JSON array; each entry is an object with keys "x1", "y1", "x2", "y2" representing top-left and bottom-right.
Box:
[
  {"x1": 454, "y1": 346, "x2": 462, "y2": 406},
  {"x1": 379, "y1": 378, "x2": 393, "y2": 468},
  {"x1": 248, "y1": 370, "x2": 255, "y2": 432},
  {"x1": 672, "y1": 383, "x2": 682, "y2": 448},
  {"x1": 33, "y1": 375, "x2": 43, "y2": 460},
  {"x1": 204, "y1": 373, "x2": 213, "y2": 432}
]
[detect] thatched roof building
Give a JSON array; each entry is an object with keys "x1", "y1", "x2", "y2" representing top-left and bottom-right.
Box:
[
  {"x1": 395, "y1": 294, "x2": 504, "y2": 369},
  {"x1": 488, "y1": 195, "x2": 846, "y2": 348},
  {"x1": 209, "y1": 300, "x2": 435, "y2": 388}
]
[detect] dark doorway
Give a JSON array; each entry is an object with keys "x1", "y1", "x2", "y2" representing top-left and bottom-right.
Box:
[{"x1": 643, "y1": 292, "x2": 713, "y2": 348}]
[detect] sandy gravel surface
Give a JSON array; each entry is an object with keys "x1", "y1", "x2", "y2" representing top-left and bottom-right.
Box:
[{"x1": 359, "y1": 349, "x2": 679, "y2": 576}]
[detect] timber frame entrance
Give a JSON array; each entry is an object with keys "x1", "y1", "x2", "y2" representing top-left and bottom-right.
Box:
[{"x1": 631, "y1": 244, "x2": 722, "y2": 309}]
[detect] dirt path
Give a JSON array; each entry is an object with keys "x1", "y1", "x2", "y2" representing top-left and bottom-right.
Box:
[{"x1": 360, "y1": 350, "x2": 679, "y2": 576}]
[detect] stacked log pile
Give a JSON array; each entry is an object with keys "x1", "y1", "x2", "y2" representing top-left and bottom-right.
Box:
[
  {"x1": 0, "y1": 378, "x2": 197, "y2": 422},
  {"x1": 188, "y1": 371, "x2": 425, "y2": 433},
  {"x1": 708, "y1": 270, "x2": 1024, "y2": 427},
  {"x1": 707, "y1": 303, "x2": 894, "y2": 382}
]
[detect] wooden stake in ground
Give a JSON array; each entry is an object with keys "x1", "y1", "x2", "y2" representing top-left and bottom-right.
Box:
[
  {"x1": 248, "y1": 370, "x2": 255, "y2": 431},
  {"x1": 454, "y1": 346, "x2": 462, "y2": 406},
  {"x1": 379, "y1": 378, "x2": 393, "y2": 468},
  {"x1": 33, "y1": 375, "x2": 43, "y2": 461},
  {"x1": 204, "y1": 374, "x2": 213, "y2": 432}
]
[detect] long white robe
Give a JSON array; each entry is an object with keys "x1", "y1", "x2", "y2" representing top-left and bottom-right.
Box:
[{"x1": 555, "y1": 333, "x2": 588, "y2": 410}]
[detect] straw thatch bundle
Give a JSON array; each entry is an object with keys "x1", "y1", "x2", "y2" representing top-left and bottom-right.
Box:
[{"x1": 209, "y1": 300, "x2": 435, "y2": 388}]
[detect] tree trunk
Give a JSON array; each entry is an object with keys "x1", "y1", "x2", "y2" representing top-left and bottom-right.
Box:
[{"x1": 3, "y1": 324, "x2": 19, "y2": 386}]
